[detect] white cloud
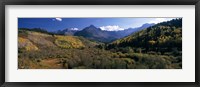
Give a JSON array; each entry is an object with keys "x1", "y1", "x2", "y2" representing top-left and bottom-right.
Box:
[
  {"x1": 70, "y1": 28, "x2": 79, "y2": 30},
  {"x1": 100, "y1": 25, "x2": 125, "y2": 31},
  {"x1": 53, "y1": 18, "x2": 62, "y2": 21},
  {"x1": 148, "y1": 18, "x2": 173, "y2": 24}
]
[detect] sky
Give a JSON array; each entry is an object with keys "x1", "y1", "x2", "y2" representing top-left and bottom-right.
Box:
[{"x1": 18, "y1": 18, "x2": 178, "y2": 31}]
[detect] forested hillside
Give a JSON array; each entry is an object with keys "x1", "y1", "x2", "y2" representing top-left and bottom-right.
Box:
[{"x1": 107, "y1": 18, "x2": 182, "y2": 54}]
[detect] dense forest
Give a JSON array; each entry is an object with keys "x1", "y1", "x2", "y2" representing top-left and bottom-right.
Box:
[{"x1": 18, "y1": 18, "x2": 182, "y2": 69}]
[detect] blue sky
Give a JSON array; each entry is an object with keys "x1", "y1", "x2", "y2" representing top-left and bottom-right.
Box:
[{"x1": 18, "y1": 18, "x2": 177, "y2": 31}]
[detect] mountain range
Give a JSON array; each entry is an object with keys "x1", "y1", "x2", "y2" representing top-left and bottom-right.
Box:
[
  {"x1": 55, "y1": 23, "x2": 155, "y2": 42},
  {"x1": 19, "y1": 23, "x2": 155, "y2": 43}
]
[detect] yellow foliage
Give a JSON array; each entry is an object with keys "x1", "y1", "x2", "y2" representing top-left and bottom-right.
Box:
[
  {"x1": 173, "y1": 29, "x2": 181, "y2": 34},
  {"x1": 55, "y1": 36, "x2": 85, "y2": 49},
  {"x1": 18, "y1": 37, "x2": 39, "y2": 51},
  {"x1": 148, "y1": 40, "x2": 156, "y2": 45}
]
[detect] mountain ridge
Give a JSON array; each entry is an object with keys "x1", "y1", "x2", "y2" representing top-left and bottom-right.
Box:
[{"x1": 74, "y1": 23, "x2": 155, "y2": 42}]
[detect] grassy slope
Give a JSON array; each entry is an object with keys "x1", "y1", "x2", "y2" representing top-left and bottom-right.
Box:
[
  {"x1": 18, "y1": 30, "x2": 97, "y2": 50},
  {"x1": 18, "y1": 30, "x2": 100, "y2": 69}
]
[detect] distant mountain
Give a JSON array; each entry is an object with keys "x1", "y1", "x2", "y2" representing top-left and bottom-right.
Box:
[
  {"x1": 74, "y1": 23, "x2": 155, "y2": 43},
  {"x1": 56, "y1": 28, "x2": 80, "y2": 35},
  {"x1": 111, "y1": 23, "x2": 155, "y2": 38},
  {"x1": 19, "y1": 28, "x2": 54, "y2": 35},
  {"x1": 74, "y1": 25, "x2": 116, "y2": 42}
]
